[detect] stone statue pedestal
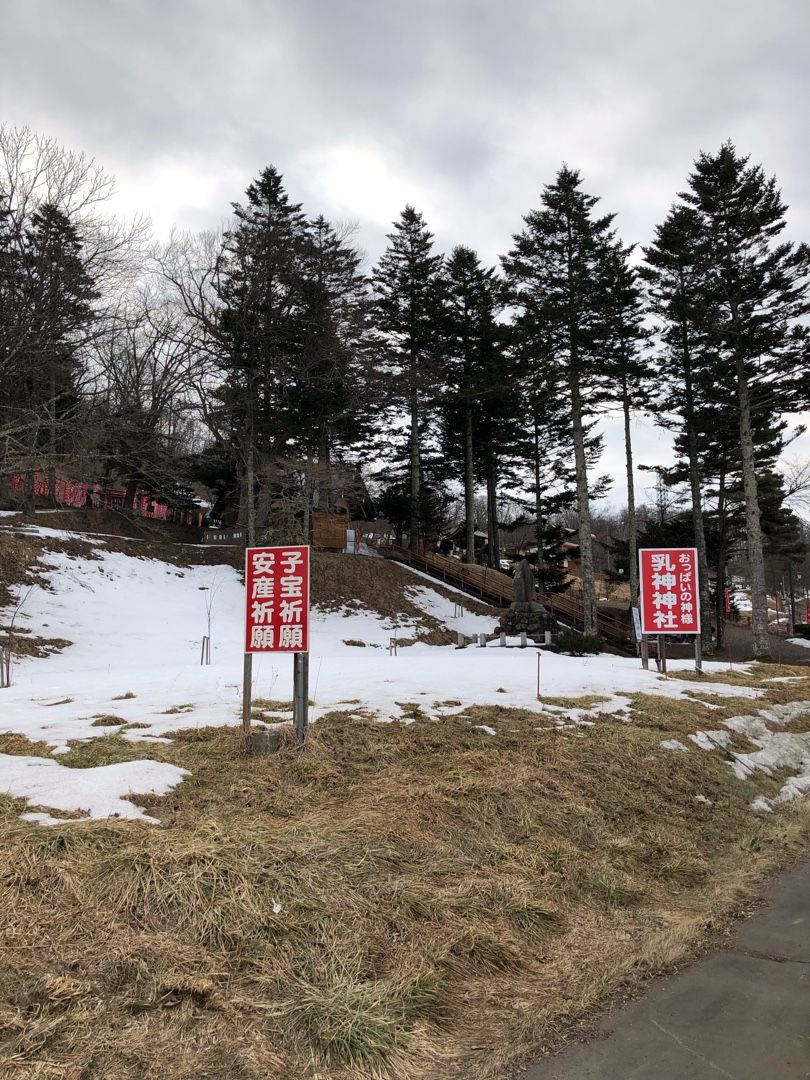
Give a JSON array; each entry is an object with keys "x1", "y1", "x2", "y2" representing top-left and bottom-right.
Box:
[
  {"x1": 494, "y1": 557, "x2": 557, "y2": 642},
  {"x1": 495, "y1": 603, "x2": 557, "y2": 642}
]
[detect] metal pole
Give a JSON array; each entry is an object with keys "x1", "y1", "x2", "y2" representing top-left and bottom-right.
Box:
[
  {"x1": 659, "y1": 634, "x2": 667, "y2": 677},
  {"x1": 694, "y1": 633, "x2": 703, "y2": 676},
  {"x1": 640, "y1": 635, "x2": 649, "y2": 670},
  {"x1": 242, "y1": 652, "x2": 253, "y2": 736},
  {"x1": 294, "y1": 652, "x2": 309, "y2": 745}
]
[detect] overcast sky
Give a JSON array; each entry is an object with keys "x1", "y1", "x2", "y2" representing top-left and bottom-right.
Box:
[{"x1": 2, "y1": 0, "x2": 808, "y2": 508}]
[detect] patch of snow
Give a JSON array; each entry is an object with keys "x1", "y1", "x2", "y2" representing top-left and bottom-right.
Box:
[
  {"x1": 689, "y1": 730, "x2": 732, "y2": 751},
  {"x1": 660, "y1": 739, "x2": 689, "y2": 752},
  {"x1": 405, "y1": 584, "x2": 495, "y2": 638},
  {"x1": 751, "y1": 797, "x2": 773, "y2": 813},
  {"x1": 786, "y1": 637, "x2": 810, "y2": 650},
  {"x1": 0, "y1": 754, "x2": 189, "y2": 824},
  {"x1": 694, "y1": 795, "x2": 713, "y2": 806},
  {"x1": 0, "y1": 522, "x2": 110, "y2": 542},
  {"x1": 475, "y1": 725, "x2": 497, "y2": 736},
  {"x1": 20, "y1": 810, "x2": 78, "y2": 825},
  {"x1": 689, "y1": 701, "x2": 810, "y2": 810}
]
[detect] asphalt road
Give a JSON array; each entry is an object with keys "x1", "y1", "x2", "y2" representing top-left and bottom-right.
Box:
[{"x1": 520, "y1": 858, "x2": 810, "y2": 1080}]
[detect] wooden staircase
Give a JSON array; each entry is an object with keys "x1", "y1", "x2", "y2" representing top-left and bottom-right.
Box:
[{"x1": 378, "y1": 544, "x2": 634, "y2": 652}]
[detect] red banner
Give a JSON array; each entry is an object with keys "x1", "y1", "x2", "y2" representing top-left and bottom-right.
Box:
[
  {"x1": 244, "y1": 545, "x2": 310, "y2": 653},
  {"x1": 638, "y1": 547, "x2": 700, "y2": 635}
]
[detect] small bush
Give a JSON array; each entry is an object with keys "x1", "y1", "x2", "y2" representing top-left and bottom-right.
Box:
[{"x1": 554, "y1": 628, "x2": 603, "y2": 655}]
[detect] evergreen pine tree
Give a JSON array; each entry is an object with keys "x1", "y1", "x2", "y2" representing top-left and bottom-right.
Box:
[
  {"x1": 682, "y1": 142, "x2": 810, "y2": 656},
  {"x1": 503, "y1": 167, "x2": 616, "y2": 632},
  {"x1": 216, "y1": 166, "x2": 312, "y2": 541},
  {"x1": 292, "y1": 215, "x2": 374, "y2": 507},
  {"x1": 641, "y1": 206, "x2": 719, "y2": 649},
  {"x1": 17, "y1": 204, "x2": 97, "y2": 511},
  {"x1": 371, "y1": 206, "x2": 443, "y2": 547},
  {"x1": 602, "y1": 242, "x2": 651, "y2": 609},
  {"x1": 437, "y1": 245, "x2": 503, "y2": 563}
]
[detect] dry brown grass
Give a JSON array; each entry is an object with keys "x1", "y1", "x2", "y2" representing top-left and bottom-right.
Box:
[
  {"x1": 2, "y1": 687, "x2": 810, "y2": 1080},
  {"x1": 0, "y1": 531, "x2": 45, "y2": 608}
]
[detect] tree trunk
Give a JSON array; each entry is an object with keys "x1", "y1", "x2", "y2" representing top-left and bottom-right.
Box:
[
  {"x1": 681, "y1": 362, "x2": 713, "y2": 652},
  {"x1": 569, "y1": 373, "x2": 597, "y2": 634},
  {"x1": 409, "y1": 388, "x2": 420, "y2": 548},
  {"x1": 533, "y1": 416, "x2": 545, "y2": 598},
  {"x1": 48, "y1": 366, "x2": 57, "y2": 507},
  {"x1": 715, "y1": 466, "x2": 728, "y2": 650},
  {"x1": 319, "y1": 423, "x2": 331, "y2": 513},
  {"x1": 0, "y1": 435, "x2": 8, "y2": 502},
  {"x1": 301, "y1": 467, "x2": 310, "y2": 546},
  {"x1": 245, "y1": 389, "x2": 257, "y2": 546},
  {"x1": 620, "y1": 376, "x2": 638, "y2": 606},
  {"x1": 123, "y1": 477, "x2": 139, "y2": 512},
  {"x1": 735, "y1": 357, "x2": 770, "y2": 657},
  {"x1": 23, "y1": 469, "x2": 36, "y2": 517},
  {"x1": 463, "y1": 405, "x2": 475, "y2": 564},
  {"x1": 245, "y1": 439, "x2": 256, "y2": 547},
  {"x1": 486, "y1": 456, "x2": 500, "y2": 569}
]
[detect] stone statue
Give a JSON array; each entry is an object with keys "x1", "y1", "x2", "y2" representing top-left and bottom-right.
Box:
[
  {"x1": 494, "y1": 555, "x2": 556, "y2": 641},
  {"x1": 512, "y1": 557, "x2": 537, "y2": 608}
]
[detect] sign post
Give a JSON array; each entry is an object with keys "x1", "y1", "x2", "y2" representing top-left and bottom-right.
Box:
[
  {"x1": 244, "y1": 545, "x2": 311, "y2": 746},
  {"x1": 639, "y1": 547, "x2": 702, "y2": 675}
]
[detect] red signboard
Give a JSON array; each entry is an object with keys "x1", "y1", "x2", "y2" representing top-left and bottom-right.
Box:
[
  {"x1": 244, "y1": 545, "x2": 310, "y2": 653},
  {"x1": 638, "y1": 547, "x2": 700, "y2": 635}
]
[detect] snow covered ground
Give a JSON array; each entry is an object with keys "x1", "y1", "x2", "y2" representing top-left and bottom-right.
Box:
[{"x1": 0, "y1": 529, "x2": 804, "y2": 824}]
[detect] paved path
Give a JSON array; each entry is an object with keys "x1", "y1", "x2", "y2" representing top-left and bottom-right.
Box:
[{"x1": 520, "y1": 859, "x2": 810, "y2": 1080}]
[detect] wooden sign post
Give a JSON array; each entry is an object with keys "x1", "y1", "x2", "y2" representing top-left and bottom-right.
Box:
[
  {"x1": 639, "y1": 547, "x2": 702, "y2": 675},
  {"x1": 243, "y1": 545, "x2": 311, "y2": 746}
]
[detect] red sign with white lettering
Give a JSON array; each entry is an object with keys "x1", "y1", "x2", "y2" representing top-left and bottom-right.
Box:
[
  {"x1": 244, "y1": 545, "x2": 310, "y2": 653},
  {"x1": 638, "y1": 547, "x2": 700, "y2": 635}
]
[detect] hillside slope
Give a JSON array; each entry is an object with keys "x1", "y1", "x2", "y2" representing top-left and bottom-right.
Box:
[{"x1": 1, "y1": 520, "x2": 810, "y2": 1079}]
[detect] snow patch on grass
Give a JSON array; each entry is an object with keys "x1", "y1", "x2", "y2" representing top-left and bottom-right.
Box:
[
  {"x1": 660, "y1": 739, "x2": 690, "y2": 752},
  {"x1": 689, "y1": 701, "x2": 810, "y2": 812},
  {"x1": 0, "y1": 754, "x2": 188, "y2": 824}
]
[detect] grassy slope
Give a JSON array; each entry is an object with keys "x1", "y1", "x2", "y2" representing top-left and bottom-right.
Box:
[{"x1": 1, "y1": 666, "x2": 809, "y2": 1079}]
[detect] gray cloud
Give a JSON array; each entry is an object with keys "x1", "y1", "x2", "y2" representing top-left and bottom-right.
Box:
[
  {"x1": 4, "y1": 0, "x2": 808, "y2": 255},
  {"x1": 3, "y1": 0, "x2": 808, "y2": 498}
]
